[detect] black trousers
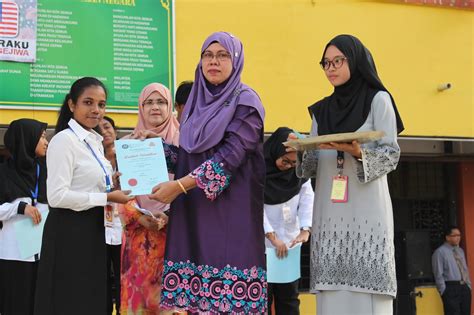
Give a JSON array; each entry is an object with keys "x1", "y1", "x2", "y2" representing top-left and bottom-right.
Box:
[
  {"x1": 442, "y1": 283, "x2": 471, "y2": 315},
  {"x1": 267, "y1": 279, "x2": 300, "y2": 315},
  {"x1": 106, "y1": 244, "x2": 121, "y2": 315}
]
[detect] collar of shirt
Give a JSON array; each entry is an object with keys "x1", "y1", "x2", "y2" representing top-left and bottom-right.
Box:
[{"x1": 68, "y1": 118, "x2": 103, "y2": 143}]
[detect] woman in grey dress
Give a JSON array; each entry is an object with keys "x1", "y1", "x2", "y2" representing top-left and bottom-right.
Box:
[{"x1": 296, "y1": 34, "x2": 404, "y2": 314}]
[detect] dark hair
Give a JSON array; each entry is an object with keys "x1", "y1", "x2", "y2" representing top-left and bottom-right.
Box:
[
  {"x1": 55, "y1": 77, "x2": 108, "y2": 134},
  {"x1": 444, "y1": 225, "x2": 459, "y2": 237},
  {"x1": 175, "y1": 80, "x2": 193, "y2": 105},
  {"x1": 102, "y1": 115, "x2": 116, "y2": 130}
]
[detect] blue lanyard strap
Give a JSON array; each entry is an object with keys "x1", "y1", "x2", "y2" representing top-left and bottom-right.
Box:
[
  {"x1": 30, "y1": 163, "x2": 39, "y2": 205},
  {"x1": 69, "y1": 127, "x2": 112, "y2": 192}
]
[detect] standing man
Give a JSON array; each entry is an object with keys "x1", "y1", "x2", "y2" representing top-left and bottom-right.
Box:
[{"x1": 432, "y1": 226, "x2": 472, "y2": 315}]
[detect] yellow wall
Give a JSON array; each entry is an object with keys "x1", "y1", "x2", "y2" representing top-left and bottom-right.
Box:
[
  {"x1": 1, "y1": 0, "x2": 473, "y2": 137},
  {"x1": 175, "y1": 0, "x2": 473, "y2": 137}
]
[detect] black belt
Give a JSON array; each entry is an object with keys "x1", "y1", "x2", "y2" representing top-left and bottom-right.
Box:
[{"x1": 446, "y1": 281, "x2": 468, "y2": 285}]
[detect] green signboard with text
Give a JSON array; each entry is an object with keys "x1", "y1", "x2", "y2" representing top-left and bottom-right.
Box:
[{"x1": 0, "y1": 0, "x2": 174, "y2": 112}]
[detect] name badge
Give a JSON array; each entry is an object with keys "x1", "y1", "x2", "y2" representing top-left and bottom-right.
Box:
[
  {"x1": 282, "y1": 205, "x2": 292, "y2": 223},
  {"x1": 331, "y1": 175, "x2": 348, "y2": 203},
  {"x1": 104, "y1": 203, "x2": 114, "y2": 227}
]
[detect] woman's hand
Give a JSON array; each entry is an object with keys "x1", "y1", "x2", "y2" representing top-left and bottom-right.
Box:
[
  {"x1": 271, "y1": 237, "x2": 289, "y2": 259},
  {"x1": 285, "y1": 133, "x2": 298, "y2": 153},
  {"x1": 318, "y1": 140, "x2": 361, "y2": 158},
  {"x1": 130, "y1": 130, "x2": 160, "y2": 140},
  {"x1": 149, "y1": 181, "x2": 182, "y2": 204},
  {"x1": 137, "y1": 215, "x2": 165, "y2": 231},
  {"x1": 25, "y1": 205, "x2": 42, "y2": 225},
  {"x1": 107, "y1": 190, "x2": 132, "y2": 204},
  {"x1": 289, "y1": 230, "x2": 310, "y2": 248},
  {"x1": 154, "y1": 211, "x2": 169, "y2": 226}
]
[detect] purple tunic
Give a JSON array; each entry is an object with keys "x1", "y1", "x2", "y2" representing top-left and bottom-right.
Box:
[{"x1": 161, "y1": 106, "x2": 267, "y2": 314}]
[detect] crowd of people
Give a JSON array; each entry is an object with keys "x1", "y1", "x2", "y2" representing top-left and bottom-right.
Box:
[{"x1": 0, "y1": 31, "x2": 469, "y2": 315}]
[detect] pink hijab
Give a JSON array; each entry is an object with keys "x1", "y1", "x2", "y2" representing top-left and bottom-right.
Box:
[
  {"x1": 128, "y1": 83, "x2": 180, "y2": 213},
  {"x1": 135, "y1": 83, "x2": 180, "y2": 146}
]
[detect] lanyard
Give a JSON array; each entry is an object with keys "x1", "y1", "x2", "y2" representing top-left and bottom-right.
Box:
[
  {"x1": 336, "y1": 151, "x2": 344, "y2": 176},
  {"x1": 69, "y1": 127, "x2": 112, "y2": 192},
  {"x1": 30, "y1": 163, "x2": 39, "y2": 206}
]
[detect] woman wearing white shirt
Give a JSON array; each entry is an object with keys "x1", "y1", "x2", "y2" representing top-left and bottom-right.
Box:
[
  {"x1": 0, "y1": 119, "x2": 48, "y2": 315},
  {"x1": 264, "y1": 127, "x2": 314, "y2": 315},
  {"x1": 100, "y1": 116, "x2": 123, "y2": 315},
  {"x1": 34, "y1": 77, "x2": 132, "y2": 315}
]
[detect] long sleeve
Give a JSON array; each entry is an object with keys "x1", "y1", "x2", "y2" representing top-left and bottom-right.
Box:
[
  {"x1": 296, "y1": 117, "x2": 319, "y2": 179},
  {"x1": 356, "y1": 92, "x2": 401, "y2": 183},
  {"x1": 47, "y1": 131, "x2": 108, "y2": 211},
  {"x1": 263, "y1": 205, "x2": 275, "y2": 234},
  {"x1": 297, "y1": 180, "x2": 314, "y2": 228},
  {"x1": 191, "y1": 105, "x2": 263, "y2": 200},
  {"x1": 432, "y1": 249, "x2": 446, "y2": 294},
  {"x1": 0, "y1": 199, "x2": 28, "y2": 221}
]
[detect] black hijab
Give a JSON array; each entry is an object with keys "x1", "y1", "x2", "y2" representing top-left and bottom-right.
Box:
[
  {"x1": 0, "y1": 119, "x2": 48, "y2": 205},
  {"x1": 264, "y1": 127, "x2": 307, "y2": 205},
  {"x1": 309, "y1": 34, "x2": 404, "y2": 135}
]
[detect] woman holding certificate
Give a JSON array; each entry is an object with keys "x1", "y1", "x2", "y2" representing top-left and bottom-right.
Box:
[
  {"x1": 0, "y1": 119, "x2": 48, "y2": 315},
  {"x1": 34, "y1": 77, "x2": 132, "y2": 315},
  {"x1": 150, "y1": 32, "x2": 267, "y2": 314},
  {"x1": 118, "y1": 83, "x2": 179, "y2": 315},
  {"x1": 294, "y1": 35, "x2": 404, "y2": 314}
]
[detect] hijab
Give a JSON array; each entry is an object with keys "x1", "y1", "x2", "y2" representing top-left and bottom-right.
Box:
[
  {"x1": 308, "y1": 34, "x2": 404, "y2": 135},
  {"x1": 135, "y1": 82, "x2": 180, "y2": 146},
  {"x1": 264, "y1": 127, "x2": 307, "y2": 205},
  {"x1": 180, "y1": 31, "x2": 265, "y2": 154},
  {"x1": 0, "y1": 119, "x2": 48, "y2": 205},
  {"x1": 128, "y1": 83, "x2": 179, "y2": 213}
]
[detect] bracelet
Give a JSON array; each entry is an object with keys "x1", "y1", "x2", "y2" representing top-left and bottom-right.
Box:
[{"x1": 176, "y1": 179, "x2": 187, "y2": 194}]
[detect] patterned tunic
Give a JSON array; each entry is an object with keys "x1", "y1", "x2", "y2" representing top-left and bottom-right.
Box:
[
  {"x1": 161, "y1": 106, "x2": 267, "y2": 314},
  {"x1": 298, "y1": 91, "x2": 400, "y2": 297}
]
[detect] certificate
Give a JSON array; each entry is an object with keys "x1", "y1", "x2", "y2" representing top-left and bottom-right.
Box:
[
  {"x1": 14, "y1": 204, "x2": 49, "y2": 259},
  {"x1": 115, "y1": 138, "x2": 169, "y2": 195},
  {"x1": 266, "y1": 244, "x2": 301, "y2": 283},
  {"x1": 284, "y1": 130, "x2": 385, "y2": 151}
]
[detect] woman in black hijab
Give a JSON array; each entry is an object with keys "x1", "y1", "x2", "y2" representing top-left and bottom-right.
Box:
[
  {"x1": 295, "y1": 35, "x2": 403, "y2": 315},
  {"x1": 264, "y1": 127, "x2": 313, "y2": 315},
  {"x1": 0, "y1": 118, "x2": 49, "y2": 315}
]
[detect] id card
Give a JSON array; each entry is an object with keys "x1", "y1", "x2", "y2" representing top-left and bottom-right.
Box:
[
  {"x1": 330, "y1": 175, "x2": 348, "y2": 203},
  {"x1": 104, "y1": 203, "x2": 114, "y2": 227},
  {"x1": 282, "y1": 205, "x2": 292, "y2": 223}
]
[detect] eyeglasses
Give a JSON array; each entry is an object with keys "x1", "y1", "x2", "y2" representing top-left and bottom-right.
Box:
[
  {"x1": 143, "y1": 99, "x2": 168, "y2": 107},
  {"x1": 201, "y1": 51, "x2": 232, "y2": 62},
  {"x1": 319, "y1": 56, "x2": 347, "y2": 70},
  {"x1": 280, "y1": 157, "x2": 297, "y2": 168}
]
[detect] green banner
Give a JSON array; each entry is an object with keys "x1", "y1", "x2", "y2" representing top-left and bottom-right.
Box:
[{"x1": 0, "y1": 0, "x2": 174, "y2": 112}]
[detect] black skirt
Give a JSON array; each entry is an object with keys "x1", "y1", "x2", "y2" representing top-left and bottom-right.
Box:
[
  {"x1": 34, "y1": 206, "x2": 107, "y2": 315},
  {"x1": 0, "y1": 259, "x2": 38, "y2": 315}
]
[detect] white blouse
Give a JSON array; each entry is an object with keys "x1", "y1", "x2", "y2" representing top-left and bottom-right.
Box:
[
  {"x1": 47, "y1": 119, "x2": 112, "y2": 211},
  {"x1": 0, "y1": 198, "x2": 48, "y2": 261},
  {"x1": 263, "y1": 180, "x2": 314, "y2": 247}
]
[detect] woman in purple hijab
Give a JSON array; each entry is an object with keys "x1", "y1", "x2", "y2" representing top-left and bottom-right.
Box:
[{"x1": 150, "y1": 32, "x2": 266, "y2": 314}]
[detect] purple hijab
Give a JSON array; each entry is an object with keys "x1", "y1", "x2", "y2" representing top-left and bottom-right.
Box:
[{"x1": 180, "y1": 31, "x2": 265, "y2": 154}]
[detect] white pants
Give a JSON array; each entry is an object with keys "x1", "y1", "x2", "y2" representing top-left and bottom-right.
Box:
[{"x1": 316, "y1": 290, "x2": 393, "y2": 315}]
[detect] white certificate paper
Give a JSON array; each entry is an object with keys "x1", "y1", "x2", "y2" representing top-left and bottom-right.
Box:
[{"x1": 115, "y1": 138, "x2": 169, "y2": 195}]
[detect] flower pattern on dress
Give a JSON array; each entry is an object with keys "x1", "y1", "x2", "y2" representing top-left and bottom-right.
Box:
[
  {"x1": 119, "y1": 200, "x2": 167, "y2": 314},
  {"x1": 296, "y1": 150, "x2": 319, "y2": 179},
  {"x1": 356, "y1": 145, "x2": 400, "y2": 183},
  {"x1": 160, "y1": 260, "x2": 267, "y2": 314},
  {"x1": 310, "y1": 217, "x2": 397, "y2": 297},
  {"x1": 190, "y1": 159, "x2": 231, "y2": 200}
]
